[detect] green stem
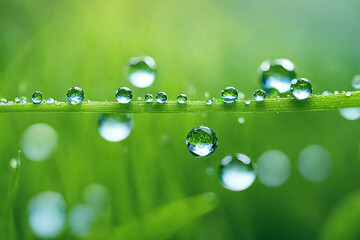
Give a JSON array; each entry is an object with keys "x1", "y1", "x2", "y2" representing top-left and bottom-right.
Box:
[{"x1": 1, "y1": 92, "x2": 359, "y2": 114}]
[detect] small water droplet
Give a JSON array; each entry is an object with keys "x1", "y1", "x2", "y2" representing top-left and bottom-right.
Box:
[
  {"x1": 206, "y1": 99, "x2": 212, "y2": 105},
  {"x1": 67, "y1": 87, "x2": 84, "y2": 104},
  {"x1": 254, "y1": 89, "x2": 266, "y2": 101},
  {"x1": 115, "y1": 87, "x2": 133, "y2": 104},
  {"x1": 322, "y1": 91, "x2": 331, "y2": 96},
  {"x1": 10, "y1": 158, "x2": 20, "y2": 170},
  {"x1": 144, "y1": 93, "x2": 154, "y2": 102},
  {"x1": 47, "y1": 98, "x2": 55, "y2": 104},
  {"x1": 156, "y1": 92, "x2": 167, "y2": 103},
  {"x1": 0, "y1": 98, "x2": 7, "y2": 104},
  {"x1": 290, "y1": 78, "x2": 312, "y2": 100},
  {"x1": 32, "y1": 91, "x2": 43, "y2": 104},
  {"x1": 352, "y1": 75, "x2": 360, "y2": 89},
  {"x1": 218, "y1": 153, "x2": 256, "y2": 191},
  {"x1": 98, "y1": 114, "x2": 132, "y2": 142},
  {"x1": 245, "y1": 99, "x2": 251, "y2": 105},
  {"x1": 221, "y1": 87, "x2": 238, "y2": 103},
  {"x1": 56, "y1": 102, "x2": 60, "y2": 106},
  {"x1": 127, "y1": 56, "x2": 156, "y2": 88},
  {"x1": 339, "y1": 108, "x2": 360, "y2": 120},
  {"x1": 186, "y1": 126, "x2": 218, "y2": 157},
  {"x1": 177, "y1": 94, "x2": 187, "y2": 104},
  {"x1": 15, "y1": 97, "x2": 20, "y2": 103},
  {"x1": 334, "y1": 90, "x2": 339, "y2": 94},
  {"x1": 238, "y1": 117, "x2": 245, "y2": 124},
  {"x1": 8, "y1": 101, "x2": 13, "y2": 105},
  {"x1": 345, "y1": 92, "x2": 351, "y2": 97}
]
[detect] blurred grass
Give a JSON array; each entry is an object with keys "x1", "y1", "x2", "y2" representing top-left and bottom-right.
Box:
[{"x1": 0, "y1": 0, "x2": 360, "y2": 239}]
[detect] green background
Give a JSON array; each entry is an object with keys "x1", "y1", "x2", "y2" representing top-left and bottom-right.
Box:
[{"x1": 0, "y1": 0, "x2": 360, "y2": 239}]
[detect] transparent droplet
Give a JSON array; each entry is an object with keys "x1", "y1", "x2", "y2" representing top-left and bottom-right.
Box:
[
  {"x1": 206, "y1": 99, "x2": 212, "y2": 105},
  {"x1": 334, "y1": 90, "x2": 339, "y2": 94},
  {"x1": 15, "y1": 97, "x2": 20, "y2": 103},
  {"x1": 20, "y1": 96, "x2": 27, "y2": 104},
  {"x1": 83, "y1": 183, "x2": 111, "y2": 216},
  {"x1": 322, "y1": 91, "x2": 331, "y2": 96},
  {"x1": 177, "y1": 94, "x2": 187, "y2": 104},
  {"x1": 352, "y1": 75, "x2": 360, "y2": 89},
  {"x1": 0, "y1": 98, "x2": 7, "y2": 104},
  {"x1": 115, "y1": 87, "x2": 133, "y2": 104},
  {"x1": 339, "y1": 108, "x2": 360, "y2": 120},
  {"x1": 126, "y1": 56, "x2": 156, "y2": 88},
  {"x1": 47, "y1": 98, "x2": 55, "y2": 104},
  {"x1": 257, "y1": 150, "x2": 290, "y2": 187},
  {"x1": 28, "y1": 192, "x2": 66, "y2": 239},
  {"x1": 259, "y1": 59, "x2": 297, "y2": 94},
  {"x1": 245, "y1": 99, "x2": 251, "y2": 105},
  {"x1": 68, "y1": 204, "x2": 96, "y2": 238},
  {"x1": 32, "y1": 91, "x2": 43, "y2": 104},
  {"x1": 298, "y1": 145, "x2": 331, "y2": 182},
  {"x1": 67, "y1": 87, "x2": 84, "y2": 104},
  {"x1": 186, "y1": 126, "x2": 218, "y2": 157},
  {"x1": 144, "y1": 93, "x2": 154, "y2": 103},
  {"x1": 98, "y1": 114, "x2": 132, "y2": 142},
  {"x1": 345, "y1": 92, "x2": 351, "y2": 97},
  {"x1": 10, "y1": 158, "x2": 20, "y2": 170},
  {"x1": 221, "y1": 87, "x2": 238, "y2": 103},
  {"x1": 21, "y1": 123, "x2": 58, "y2": 161},
  {"x1": 290, "y1": 78, "x2": 312, "y2": 100},
  {"x1": 238, "y1": 117, "x2": 245, "y2": 124},
  {"x1": 156, "y1": 92, "x2": 167, "y2": 103},
  {"x1": 218, "y1": 153, "x2": 256, "y2": 191},
  {"x1": 254, "y1": 89, "x2": 266, "y2": 101}
]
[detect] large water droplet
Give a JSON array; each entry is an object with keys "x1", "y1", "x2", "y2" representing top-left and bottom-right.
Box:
[
  {"x1": 221, "y1": 87, "x2": 238, "y2": 103},
  {"x1": 21, "y1": 123, "x2": 58, "y2": 161},
  {"x1": 290, "y1": 78, "x2": 312, "y2": 100},
  {"x1": 259, "y1": 59, "x2": 297, "y2": 94},
  {"x1": 68, "y1": 204, "x2": 96, "y2": 238},
  {"x1": 67, "y1": 87, "x2": 84, "y2": 104},
  {"x1": 144, "y1": 93, "x2": 154, "y2": 103},
  {"x1": 115, "y1": 87, "x2": 133, "y2": 104},
  {"x1": 98, "y1": 114, "x2": 132, "y2": 142},
  {"x1": 32, "y1": 91, "x2": 43, "y2": 104},
  {"x1": 298, "y1": 145, "x2": 331, "y2": 182},
  {"x1": 156, "y1": 92, "x2": 167, "y2": 103},
  {"x1": 218, "y1": 153, "x2": 256, "y2": 191},
  {"x1": 339, "y1": 107, "x2": 360, "y2": 120},
  {"x1": 46, "y1": 98, "x2": 55, "y2": 104},
  {"x1": 28, "y1": 192, "x2": 66, "y2": 239},
  {"x1": 254, "y1": 89, "x2": 266, "y2": 101},
  {"x1": 257, "y1": 150, "x2": 290, "y2": 187},
  {"x1": 352, "y1": 75, "x2": 360, "y2": 89},
  {"x1": 186, "y1": 126, "x2": 218, "y2": 157},
  {"x1": 0, "y1": 98, "x2": 7, "y2": 104},
  {"x1": 127, "y1": 56, "x2": 156, "y2": 88},
  {"x1": 177, "y1": 94, "x2": 187, "y2": 104}
]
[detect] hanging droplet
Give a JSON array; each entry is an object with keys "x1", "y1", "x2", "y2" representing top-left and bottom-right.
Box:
[
  {"x1": 0, "y1": 98, "x2": 7, "y2": 104},
  {"x1": 126, "y1": 56, "x2": 156, "y2": 88},
  {"x1": 115, "y1": 87, "x2": 133, "y2": 104},
  {"x1": 144, "y1": 93, "x2": 154, "y2": 103},
  {"x1": 218, "y1": 153, "x2": 256, "y2": 191},
  {"x1": 206, "y1": 99, "x2": 212, "y2": 105},
  {"x1": 47, "y1": 98, "x2": 55, "y2": 104},
  {"x1": 186, "y1": 126, "x2": 218, "y2": 157},
  {"x1": 177, "y1": 94, "x2": 187, "y2": 104},
  {"x1": 221, "y1": 87, "x2": 238, "y2": 103},
  {"x1": 98, "y1": 114, "x2": 132, "y2": 142},
  {"x1": 290, "y1": 78, "x2": 312, "y2": 100},
  {"x1": 245, "y1": 99, "x2": 251, "y2": 105},
  {"x1": 254, "y1": 89, "x2": 266, "y2": 101},
  {"x1": 67, "y1": 87, "x2": 84, "y2": 104},
  {"x1": 32, "y1": 91, "x2": 43, "y2": 104},
  {"x1": 156, "y1": 92, "x2": 167, "y2": 103},
  {"x1": 259, "y1": 59, "x2": 297, "y2": 94},
  {"x1": 15, "y1": 97, "x2": 20, "y2": 103},
  {"x1": 352, "y1": 75, "x2": 360, "y2": 89}
]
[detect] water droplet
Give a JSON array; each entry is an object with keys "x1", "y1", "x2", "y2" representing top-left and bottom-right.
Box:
[
  {"x1": 177, "y1": 94, "x2": 187, "y2": 104},
  {"x1": 68, "y1": 204, "x2": 97, "y2": 238},
  {"x1": 10, "y1": 158, "x2": 20, "y2": 170},
  {"x1": 0, "y1": 98, "x2": 7, "y2": 104},
  {"x1": 115, "y1": 87, "x2": 133, "y2": 104},
  {"x1": 126, "y1": 56, "x2": 156, "y2": 88},
  {"x1": 221, "y1": 87, "x2": 238, "y2": 103},
  {"x1": 20, "y1": 96, "x2": 27, "y2": 104},
  {"x1": 254, "y1": 89, "x2": 266, "y2": 101},
  {"x1": 205, "y1": 167, "x2": 215, "y2": 175},
  {"x1": 322, "y1": 91, "x2": 331, "y2": 96},
  {"x1": 15, "y1": 97, "x2": 20, "y2": 103},
  {"x1": 298, "y1": 145, "x2": 331, "y2": 182},
  {"x1": 259, "y1": 59, "x2": 297, "y2": 94},
  {"x1": 339, "y1": 108, "x2": 360, "y2": 120},
  {"x1": 156, "y1": 92, "x2": 167, "y2": 103},
  {"x1": 345, "y1": 92, "x2": 351, "y2": 97},
  {"x1": 8, "y1": 101, "x2": 13, "y2": 105},
  {"x1": 206, "y1": 99, "x2": 212, "y2": 105},
  {"x1": 334, "y1": 90, "x2": 339, "y2": 94},
  {"x1": 32, "y1": 91, "x2": 43, "y2": 104},
  {"x1": 67, "y1": 87, "x2": 84, "y2": 104},
  {"x1": 290, "y1": 78, "x2": 312, "y2": 100},
  {"x1": 28, "y1": 192, "x2": 66, "y2": 239},
  {"x1": 186, "y1": 126, "x2": 218, "y2": 157},
  {"x1": 245, "y1": 99, "x2": 251, "y2": 105},
  {"x1": 21, "y1": 123, "x2": 58, "y2": 161},
  {"x1": 47, "y1": 98, "x2": 55, "y2": 104},
  {"x1": 352, "y1": 75, "x2": 360, "y2": 89},
  {"x1": 218, "y1": 153, "x2": 256, "y2": 191},
  {"x1": 257, "y1": 150, "x2": 290, "y2": 187},
  {"x1": 144, "y1": 93, "x2": 154, "y2": 102},
  {"x1": 238, "y1": 117, "x2": 245, "y2": 124},
  {"x1": 98, "y1": 114, "x2": 132, "y2": 142}
]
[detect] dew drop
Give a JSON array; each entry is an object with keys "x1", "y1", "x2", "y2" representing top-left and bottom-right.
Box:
[
  {"x1": 334, "y1": 90, "x2": 339, "y2": 94},
  {"x1": 245, "y1": 99, "x2": 251, "y2": 105},
  {"x1": 218, "y1": 153, "x2": 256, "y2": 191},
  {"x1": 67, "y1": 87, "x2": 84, "y2": 104},
  {"x1": 47, "y1": 98, "x2": 55, "y2": 104},
  {"x1": 126, "y1": 56, "x2": 156, "y2": 88},
  {"x1": 345, "y1": 92, "x2": 351, "y2": 97},
  {"x1": 156, "y1": 92, "x2": 167, "y2": 103},
  {"x1": 0, "y1": 98, "x2": 7, "y2": 104},
  {"x1": 290, "y1": 78, "x2": 312, "y2": 100},
  {"x1": 352, "y1": 75, "x2": 360, "y2": 89},
  {"x1": 254, "y1": 89, "x2": 266, "y2": 101},
  {"x1": 339, "y1": 108, "x2": 360, "y2": 120},
  {"x1": 115, "y1": 87, "x2": 133, "y2": 104},
  {"x1": 20, "y1": 96, "x2": 27, "y2": 104},
  {"x1": 322, "y1": 91, "x2": 331, "y2": 96},
  {"x1": 98, "y1": 114, "x2": 132, "y2": 142},
  {"x1": 32, "y1": 91, "x2": 43, "y2": 104},
  {"x1": 15, "y1": 97, "x2": 20, "y2": 103},
  {"x1": 238, "y1": 117, "x2": 245, "y2": 124},
  {"x1": 221, "y1": 87, "x2": 238, "y2": 103},
  {"x1": 9, "y1": 158, "x2": 20, "y2": 170},
  {"x1": 206, "y1": 99, "x2": 212, "y2": 105},
  {"x1": 186, "y1": 126, "x2": 218, "y2": 157},
  {"x1": 177, "y1": 94, "x2": 187, "y2": 104},
  {"x1": 144, "y1": 93, "x2": 154, "y2": 102}
]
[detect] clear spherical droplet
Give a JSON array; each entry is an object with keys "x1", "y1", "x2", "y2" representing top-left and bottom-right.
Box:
[
  {"x1": 221, "y1": 87, "x2": 238, "y2": 103},
  {"x1": 218, "y1": 153, "x2": 256, "y2": 191},
  {"x1": 254, "y1": 89, "x2": 266, "y2": 101},
  {"x1": 339, "y1": 107, "x2": 360, "y2": 120},
  {"x1": 20, "y1": 96, "x2": 27, "y2": 104},
  {"x1": 156, "y1": 92, "x2": 167, "y2": 103},
  {"x1": 245, "y1": 99, "x2": 251, "y2": 105},
  {"x1": 67, "y1": 87, "x2": 84, "y2": 104},
  {"x1": 186, "y1": 126, "x2": 218, "y2": 157},
  {"x1": 0, "y1": 98, "x2": 7, "y2": 104},
  {"x1": 206, "y1": 99, "x2": 212, "y2": 105},
  {"x1": 259, "y1": 59, "x2": 297, "y2": 94},
  {"x1": 127, "y1": 56, "x2": 156, "y2": 88},
  {"x1": 115, "y1": 87, "x2": 133, "y2": 104},
  {"x1": 352, "y1": 75, "x2": 360, "y2": 89},
  {"x1": 177, "y1": 94, "x2": 187, "y2": 104},
  {"x1": 144, "y1": 93, "x2": 154, "y2": 103},
  {"x1": 15, "y1": 97, "x2": 20, "y2": 103},
  {"x1": 98, "y1": 114, "x2": 132, "y2": 142},
  {"x1": 290, "y1": 78, "x2": 312, "y2": 100},
  {"x1": 47, "y1": 98, "x2": 55, "y2": 104},
  {"x1": 32, "y1": 91, "x2": 43, "y2": 104}
]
